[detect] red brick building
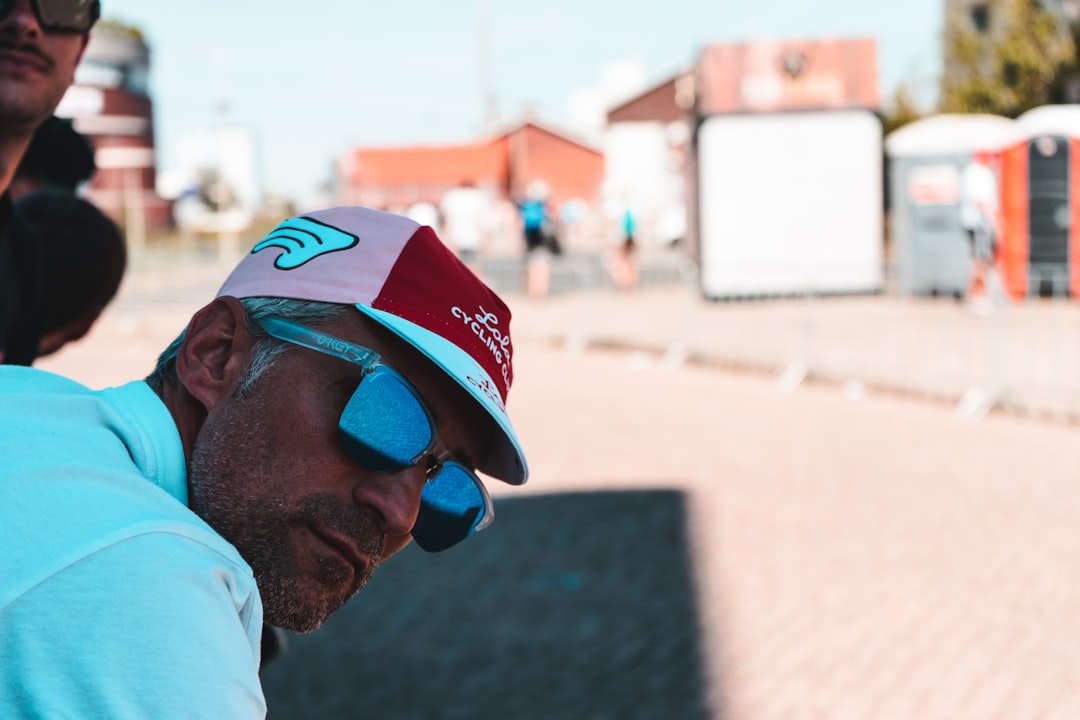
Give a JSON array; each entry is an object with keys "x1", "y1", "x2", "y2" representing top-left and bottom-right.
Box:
[
  {"x1": 337, "y1": 119, "x2": 604, "y2": 211},
  {"x1": 57, "y1": 22, "x2": 171, "y2": 233}
]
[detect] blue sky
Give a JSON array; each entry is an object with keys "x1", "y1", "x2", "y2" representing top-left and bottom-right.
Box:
[{"x1": 97, "y1": 0, "x2": 943, "y2": 202}]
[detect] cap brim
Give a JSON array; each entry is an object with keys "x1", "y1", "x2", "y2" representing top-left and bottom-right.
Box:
[{"x1": 354, "y1": 304, "x2": 529, "y2": 486}]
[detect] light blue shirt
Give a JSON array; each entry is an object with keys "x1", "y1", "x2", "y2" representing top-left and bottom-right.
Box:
[{"x1": 0, "y1": 367, "x2": 266, "y2": 719}]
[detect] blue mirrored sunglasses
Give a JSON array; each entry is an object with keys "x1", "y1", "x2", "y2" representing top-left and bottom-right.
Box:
[
  {"x1": 254, "y1": 316, "x2": 494, "y2": 552},
  {"x1": 0, "y1": 0, "x2": 99, "y2": 32}
]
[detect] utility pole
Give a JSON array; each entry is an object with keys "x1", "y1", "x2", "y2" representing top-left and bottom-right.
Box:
[{"x1": 477, "y1": 0, "x2": 498, "y2": 133}]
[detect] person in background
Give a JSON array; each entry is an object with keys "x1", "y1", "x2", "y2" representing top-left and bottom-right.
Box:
[
  {"x1": 0, "y1": 206, "x2": 530, "y2": 718},
  {"x1": 607, "y1": 204, "x2": 638, "y2": 293},
  {"x1": 440, "y1": 180, "x2": 491, "y2": 275},
  {"x1": 959, "y1": 152, "x2": 1002, "y2": 314},
  {"x1": 0, "y1": 0, "x2": 100, "y2": 363},
  {"x1": 9, "y1": 114, "x2": 95, "y2": 199},
  {"x1": 405, "y1": 199, "x2": 440, "y2": 235},
  {"x1": 14, "y1": 188, "x2": 125, "y2": 358},
  {"x1": 518, "y1": 180, "x2": 552, "y2": 300},
  {"x1": 3, "y1": 114, "x2": 115, "y2": 364}
]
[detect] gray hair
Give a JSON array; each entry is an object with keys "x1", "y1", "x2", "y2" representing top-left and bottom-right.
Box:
[{"x1": 145, "y1": 297, "x2": 353, "y2": 396}]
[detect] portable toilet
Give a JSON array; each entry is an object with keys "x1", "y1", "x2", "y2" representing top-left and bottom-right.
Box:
[
  {"x1": 998, "y1": 104, "x2": 1080, "y2": 297},
  {"x1": 886, "y1": 114, "x2": 1023, "y2": 297},
  {"x1": 692, "y1": 38, "x2": 883, "y2": 299}
]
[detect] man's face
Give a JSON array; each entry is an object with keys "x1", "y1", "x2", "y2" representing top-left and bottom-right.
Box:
[
  {"x1": 187, "y1": 312, "x2": 493, "y2": 633},
  {"x1": 0, "y1": 0, "x2": 88, "y2": 133}
]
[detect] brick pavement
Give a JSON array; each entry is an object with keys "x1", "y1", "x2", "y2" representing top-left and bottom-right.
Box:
[
  {"x1": 498, "y1": 344, "x2": 1080, "y2": 720},
  {"x1": 34, "y1": 252, "x2": 1080, "y2": 719}
]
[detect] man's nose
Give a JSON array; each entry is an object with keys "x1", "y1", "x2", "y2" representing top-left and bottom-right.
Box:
[
  {"x1": 0, "y1": 0, "x2": 42, "y2": 36},
  {"x1": 352, "y1": 464, "x2": 426, "y2": 539}
]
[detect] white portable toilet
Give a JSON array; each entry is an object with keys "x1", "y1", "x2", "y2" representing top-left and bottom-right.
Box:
[{"x1": 886, "y1": 113, "x2": 1023, "y2": 296}]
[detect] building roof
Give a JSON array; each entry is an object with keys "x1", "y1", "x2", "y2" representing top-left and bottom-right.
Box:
[
  {"x1": 343, "y1": 141, "x2": 506, "y2": 186},
  {"x1": 885, "y1": 113, "x2": 1025, "y2": 157},
  {"x1": 1016, "y1": 104, "x2": 1080, "y2": 139},
  {"x1": 342, "y1": 117, "x2": 600, "y2": 186},
  {"x1": 481, "y1": 110, "x2": 601, "y2": 151},
  {"x1": 607, "y1": 71, "x2": 691, "y2": 124}
]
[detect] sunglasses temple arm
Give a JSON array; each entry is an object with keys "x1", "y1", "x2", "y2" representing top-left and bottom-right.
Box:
[
  {"x1": 257, "y1": 317, "x2": 381, "y2": 368},
  {"x1": 475, "y1": 481, "x2": 495, "y2": 532}
]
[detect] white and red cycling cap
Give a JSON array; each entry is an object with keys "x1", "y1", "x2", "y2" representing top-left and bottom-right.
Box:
[{"x1": 215, "y1": 206, "x2": 528, "y2": 485}]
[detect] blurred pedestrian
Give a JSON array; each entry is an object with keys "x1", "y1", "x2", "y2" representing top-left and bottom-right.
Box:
[
  {"x1": 440, "y1": 180, "x2": 491, "y2": 273},
  {"x1": 405, "y1": 199, "x2": 440, "y2": 234},
  {"x1": 0, "y1": 0, "x2": 99, "y2": 363},
  {"x1": 0, "y1": 206, "x2": 530, "y2": 717},
  {"x1": 959, "y1": 152, "x2": 1002, "y2": 314},
  {"x1": 518, "y1": 180, "x2": 553, "y2": 299},
  {"x1": 607, "y1": 204, "x2": 638, "y2": 293}
]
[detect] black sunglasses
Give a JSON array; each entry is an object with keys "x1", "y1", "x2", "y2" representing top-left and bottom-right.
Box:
[{"x1": 0, "y1": 0, "x2": 99, "y2": 33}]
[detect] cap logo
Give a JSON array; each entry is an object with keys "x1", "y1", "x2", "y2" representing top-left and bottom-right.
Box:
[
  {"x1": 466, "y1": 375, "x2": 508, "y2": 414},
  {"x1": 251, "y1": 216, "x2": 359, "y2": 270},
  {"x1": 452, "y1": 305, "x2": 512, "y2": 392}
]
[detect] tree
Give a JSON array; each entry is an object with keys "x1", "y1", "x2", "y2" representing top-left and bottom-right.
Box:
[
  {"x1": 93, "y1": 18, "x2": 145, "y2": 43},
  {"x1": 941, "y1": 0, "x2": 1075, "y2": 117},
  {"x1": 883, "y1": 83, "x2": 925, "y2": 135}
]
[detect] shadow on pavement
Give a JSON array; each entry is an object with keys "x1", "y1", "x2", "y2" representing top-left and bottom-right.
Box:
[{"x1": 262, "y1": 489, "x2": 714, "y2": 720}]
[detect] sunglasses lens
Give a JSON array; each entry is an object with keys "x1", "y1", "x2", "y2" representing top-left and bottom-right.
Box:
[
  {"x1": 339, "y1": 368, "x2": 433, "y2": 472},
  {"x1": 34, "y1": 0, "x2": 97, "y2": 32},
  {"x1": 412, "y1": 463, "x2": 486, "y2": 552},
  {"x1": 333, "y1": 359, "x2": 487, "y2": 552}
]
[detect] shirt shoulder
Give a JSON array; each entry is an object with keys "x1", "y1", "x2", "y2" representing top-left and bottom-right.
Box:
[{"x1": 0, "y1": 531, "x2": 265, "y2": 719}]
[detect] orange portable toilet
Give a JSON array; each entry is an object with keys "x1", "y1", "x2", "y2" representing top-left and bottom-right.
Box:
[{"x1": 997, "y1": 105, "x2": 1080, "y2": 298}]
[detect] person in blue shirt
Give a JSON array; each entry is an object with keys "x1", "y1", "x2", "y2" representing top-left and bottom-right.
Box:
[
  {"x1": 517, "y1": 179, "x2": 555, "y2": 299},
  {"x1": 0, "y1": 206, "x2": 530, "y2": 718}
]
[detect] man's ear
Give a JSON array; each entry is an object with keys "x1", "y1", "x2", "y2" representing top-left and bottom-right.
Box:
[{"x1": 175, "y1": 297, "x2": 256, "y2": 411}]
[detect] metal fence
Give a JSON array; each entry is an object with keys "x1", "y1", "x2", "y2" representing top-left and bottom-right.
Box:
[{"x1": 492, "y1": 255, "x2": 1080, "y2": 424}]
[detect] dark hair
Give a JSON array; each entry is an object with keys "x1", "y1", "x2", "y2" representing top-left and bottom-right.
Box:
[
  {"x1": 14, "y1": 190, "x2": 126, "y2": 333},
  {"x1": 15, "y1": 116, "x2": 96, "y2": 192}
]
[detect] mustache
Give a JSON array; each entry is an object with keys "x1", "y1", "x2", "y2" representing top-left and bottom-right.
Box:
[{"x1": 0, "y1": 40, "x2": 53, "y2": 70}]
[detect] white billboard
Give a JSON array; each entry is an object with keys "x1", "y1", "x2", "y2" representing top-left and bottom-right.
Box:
[{"x1": 698, "y1": 110, "x2": 883, "y2": 297}]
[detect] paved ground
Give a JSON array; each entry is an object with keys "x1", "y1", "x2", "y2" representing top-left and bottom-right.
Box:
[
  {"x1": 504, "y1": 274, "x2": 1080, "y2": 424},
  {"x1": 35, "y1": 252, "x2": 1080, "y2": 719}
]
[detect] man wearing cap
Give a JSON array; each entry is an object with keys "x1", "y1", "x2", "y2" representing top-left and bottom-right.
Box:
[
  {"x1": 0, "y1": 0, "x2": 99, "y2": 364},
  {"x1": 0, "y1": 207, "x2": 529, "y2": 717}
]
